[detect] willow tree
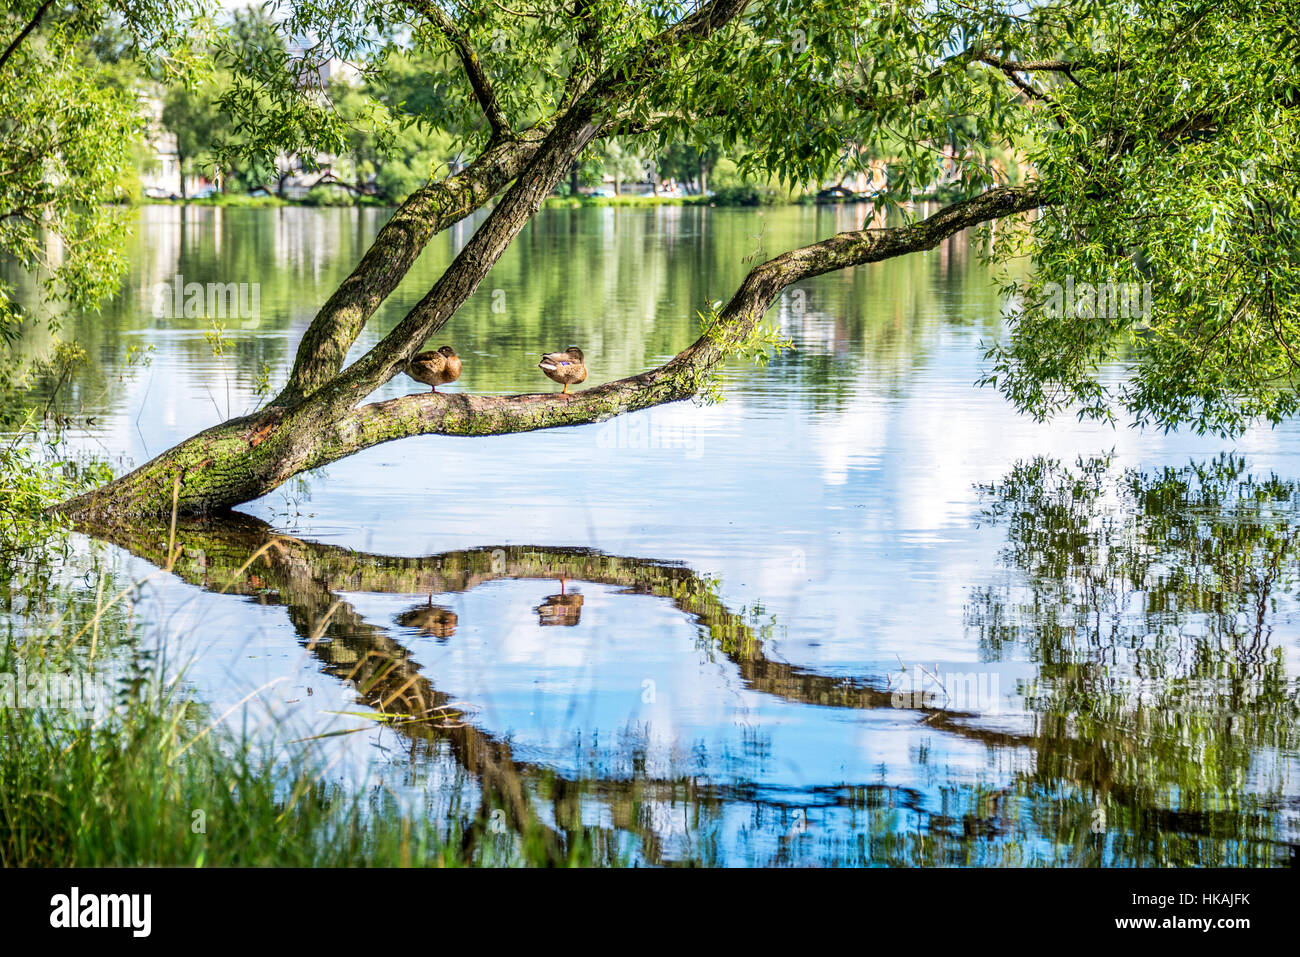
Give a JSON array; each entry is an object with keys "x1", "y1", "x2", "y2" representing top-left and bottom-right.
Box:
[
  {"x1": 47, "y1": 0, "x2": 1300, "y2": 516},
  {"x1": 0, "y1": 1, "x2": 210, "y2": 426}
]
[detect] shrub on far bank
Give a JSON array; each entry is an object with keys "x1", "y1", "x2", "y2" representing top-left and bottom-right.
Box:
[
  {"x1": 302, "y1": 186, "x2": 367, "y2": 207},
  {"x1": 708, "y1": 185, "x2": 768, "y2": 206}
]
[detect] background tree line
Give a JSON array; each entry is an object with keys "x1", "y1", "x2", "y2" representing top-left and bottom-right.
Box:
[{"x1": 134, "y1": 7, "x2": 1019, "y2": 206}]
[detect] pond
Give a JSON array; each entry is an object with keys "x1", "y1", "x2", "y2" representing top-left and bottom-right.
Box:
[{"x1": 11, "y1": 203, "x2": 1300, "y2": 865}]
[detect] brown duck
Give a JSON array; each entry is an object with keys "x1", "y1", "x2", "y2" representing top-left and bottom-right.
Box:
[
  {"x1": 406, "y1": 345, "x2": 461, "y2": 392},
  {"x1": 538, "y1": 346, "x2": 586, "y2": 394}
]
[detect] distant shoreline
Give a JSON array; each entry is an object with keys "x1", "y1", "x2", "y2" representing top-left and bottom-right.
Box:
[{"x1": 135, "y1": 188, "x2": 958, "y2": 210}]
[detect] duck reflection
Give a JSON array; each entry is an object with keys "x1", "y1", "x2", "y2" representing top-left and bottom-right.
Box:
[
  {"x1": 535, "y1": 578, "x2": 583, "y2": 626},
  {"x1": 397, "y1": 595, "x2": 458, "y2": 639}
]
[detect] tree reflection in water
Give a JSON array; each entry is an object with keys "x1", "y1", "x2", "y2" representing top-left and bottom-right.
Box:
[
  {"x1": 81, "y1": 455, "x2": 1300, "y2": 865},
  {"x1": 970, "y1": 454, "x2": 1299, "y2": 865}
]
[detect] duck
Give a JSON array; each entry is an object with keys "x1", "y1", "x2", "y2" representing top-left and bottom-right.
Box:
[
  {"x1": 405, "y1": 345, "x2": 461, "y2": 392},
  {"x1": 537, "y1": 346, "x2": 586, "y2": 394}
]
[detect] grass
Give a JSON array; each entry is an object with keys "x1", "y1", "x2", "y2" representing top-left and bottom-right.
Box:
[
  {"x1": 0, "y1": 447, "x2": 617, "y2": 867},
  {"x1": 0, "y1": 627, "x2": 622, "y2": 866},
  {"x1": 3, "y1": 691, "x2": 539, "y2": 866}
]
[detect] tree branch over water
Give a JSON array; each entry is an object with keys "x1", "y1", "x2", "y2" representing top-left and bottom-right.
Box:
[
  {"x1": 57, "y1": 183, "x2": 1042, "y2": 517},
  {"x1": 314, "y1": 185, "x2": 1045, "y2": 450},
  {"x1": 35, "y1": 0, "x2": 1300, "y2": 515}
]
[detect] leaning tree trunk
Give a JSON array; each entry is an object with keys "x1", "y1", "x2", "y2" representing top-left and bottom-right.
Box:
[
  {"x1": 55, "y1": 185, "x2": 1043, "y2": 519},
  {"x1": 55, "y1": 0, "x2": 763, "y2": 518}
]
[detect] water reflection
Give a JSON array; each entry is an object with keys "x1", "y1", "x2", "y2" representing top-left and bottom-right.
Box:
[
  {"x1": 969, "y1": 454, "x2": 1300, "y2": 865},
  {"x1": 397, "y1": 599, "x2": 459, "y2": 639},
  {"x1": 536, "y1": 580, "x2": 583, "y2": 627},
  {"x1": 79, "y1": 455, "x2": 1300, "y2": 865}
]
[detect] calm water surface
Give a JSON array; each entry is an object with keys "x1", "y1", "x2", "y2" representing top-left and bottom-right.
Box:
[{"x1": 13, "y1": 203, "x2": 1300, "y2": 865}]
